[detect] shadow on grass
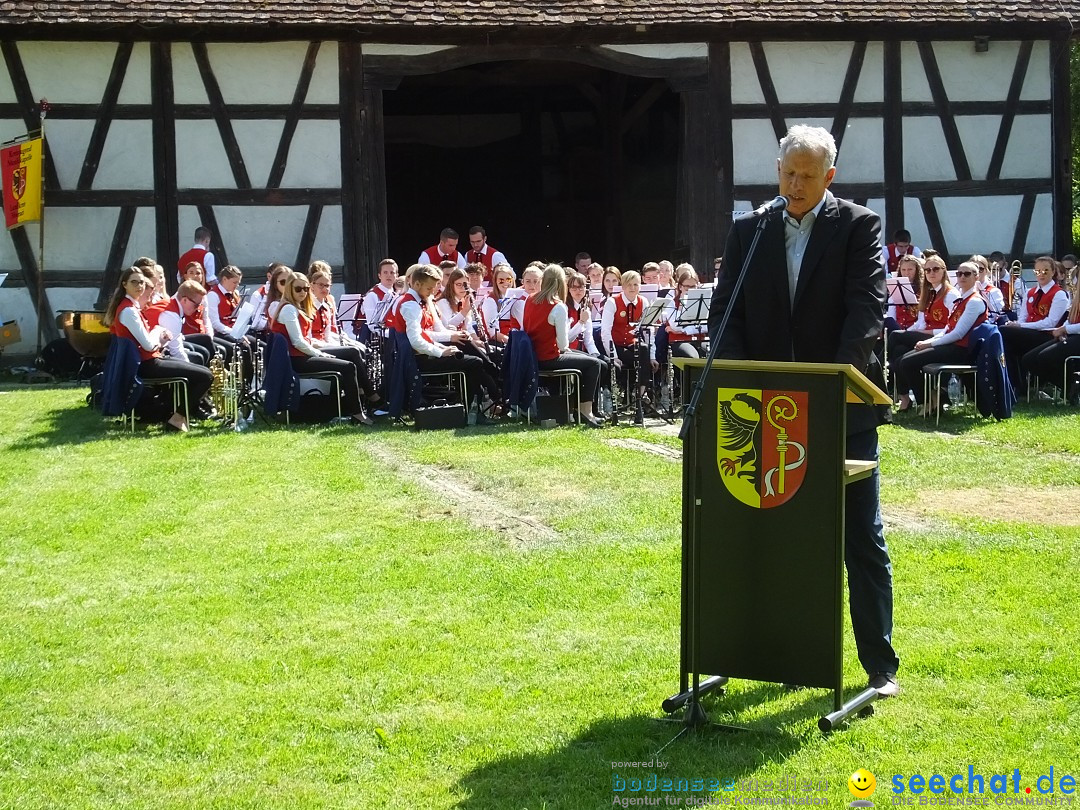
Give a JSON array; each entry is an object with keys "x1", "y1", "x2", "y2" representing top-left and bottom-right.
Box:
[{"x1": 455, "y1": 684, "x2": 850, "y2": 809}]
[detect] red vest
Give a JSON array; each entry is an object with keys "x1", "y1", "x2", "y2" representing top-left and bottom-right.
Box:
[
  {"x1": 466, "y1": 246, "x2": 499, "y2": 281},
  {"x1": 182, "y1": 302, "x2": 207, "y2": 335},
  {"x1": 368, "y1": 284, "x2": 387, "y2": 301},
  {"x1": 568, "y1": 304, "x2": 585, "y2": 351},
  {"x1": 109, "y1": 298, "x2": 160, "y2": 361},
  {"x1": 391, "y1": 291, "x2": 435, "y2": 345},
  {"x1": 896, "y1": 302, "x2": 918, "y2": 329},
  {"x1": 925, "y1": 288, "x2": 951, "y2": 330},
  {"x1": 215, "y1": 284, "x2": 239, "y2": 327},
  {"x1": 611, "y1": 295, "x2": 640, "y2": 348},
  {"x1": 177, "y1": 245, "x2": 208, "y2": 276},
  {"x1": 270, "y1": 307, "x2": 313, "y2": 357},
  {"x1": 944, "y1": 293, "x2": 989, "y2": 348},
  {"x1": 494, "y1": 297, "x2": 521, "y2": 336},
  {"x1": 311, "y1": 301, "x2": 337, "y2": 343},
  {"x1": 1025, "y1": 283, "x2": 1064, "y2": 324},
  {"x1": 524, "y1": 297, "x2": 559, "y2": 362},
  {"x1": 422, "y1": 245, "x2": 461, "y2": 266},
  {"x1": 885, "y1": 244, "x2": 914, "y2": 275},
  {"x1": 143, "y1": 299, "x2": 171, "y2": 329}
]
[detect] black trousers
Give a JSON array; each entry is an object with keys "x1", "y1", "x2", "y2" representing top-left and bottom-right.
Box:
[
  {"x1": 290, "y1": 354, "x2": 362, "y2": 414},
  {"x1": 1002, "y1": 327, "x2": 1053, "y2": 391},
  {"x1": 180, "y1": 337, "x2": 211, "y2": 367},
  {"x1": 139, "y1": 356, "x2": 213, "y2": 416},
  {"x1": 1022, "y1": 334, "x2": 1080, "y2": 389},
  {"x1": 537, "y1": 350, "x2": 602, "y2": 404},
  {"x1": 885, "y1": 329, "x2": 932, "y2": 387},
  {"x1": 896, "y1": 343, "x2": 969, "y2": 404},
  {"x1": 415, "y1": 351, "x2": 494, "y2": 404},
  {"x1": 323, "y1": 345, "x2": 375, "y2": 399}
]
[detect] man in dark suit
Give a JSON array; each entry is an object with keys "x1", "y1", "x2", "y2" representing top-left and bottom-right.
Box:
[{"x1": 708, "y1": 124, "x2": 900, "y2": 697}]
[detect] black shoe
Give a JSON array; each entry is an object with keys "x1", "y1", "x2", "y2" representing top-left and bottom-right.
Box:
[
  {"x1": 579, "y1": 414, "x2": 604, "y2": 429},
  {"x1": 868, "y1": 672, "x2": 900, "y2": 698}
]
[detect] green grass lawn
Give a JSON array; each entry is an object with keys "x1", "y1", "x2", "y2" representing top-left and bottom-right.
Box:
[{"x1": 1, "y1": 386, "x2": 1078, "y2": 809}]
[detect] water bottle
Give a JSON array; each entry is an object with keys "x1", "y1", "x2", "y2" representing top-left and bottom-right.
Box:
[{"x1": 947, "y1": 375, "x2": 961, "y2": 403}]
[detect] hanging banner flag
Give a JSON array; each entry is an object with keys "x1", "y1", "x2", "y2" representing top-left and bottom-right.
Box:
[{"x1": 1, "y1": 136, "x2": 43, "y2": 230}]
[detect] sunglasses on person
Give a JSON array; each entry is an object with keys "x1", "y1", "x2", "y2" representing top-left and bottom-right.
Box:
[
  {"x1": 293, "y1": 285, "x2": 310, "y2": 292},
  {"x1": 955, "y1": 270, "x2": 975, "y2": 278}
]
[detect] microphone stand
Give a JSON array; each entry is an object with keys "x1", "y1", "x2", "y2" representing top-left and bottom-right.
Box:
[{"x1": 670, "y1": 209, "x2": 774, "y2": 737}]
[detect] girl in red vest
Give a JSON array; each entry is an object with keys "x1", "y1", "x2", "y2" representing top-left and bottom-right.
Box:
[
  {"x1": 887, "y1": 251, "x2": 957, "y2": 393},
  {"x1": 894, "y1": 261, "x2": 987, "y2": 414},
  {"x1": 480, "y1": 265, "x2": 520, "y2": 345},
  {"x1": 103, "y1": 267, "x2": 212, "y2": 432},
  {"x1": 309, "y1": 265, "x2": 382, "y2": 409},
  {"x1": 523, "y1": 265, "x2": 604, "y2": 427},
  {"x1": 270, "y1": 272, "x2": 372, "y2": 425},
  {"x1": 1023, "y1": 283, "x2": 1080, "y2": 403},
  {"x1": 1007, "y1": 256, "x2": 1073, "y2": 394}
]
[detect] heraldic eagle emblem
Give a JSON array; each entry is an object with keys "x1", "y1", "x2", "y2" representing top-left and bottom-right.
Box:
[{"x1": 716, "y1": 388, "x2": 809, "y2": 509}]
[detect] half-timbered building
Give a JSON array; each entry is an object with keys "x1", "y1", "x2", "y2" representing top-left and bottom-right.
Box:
[{"x1": 0, "y1": 0, "x2": 1076, "y2": 349}]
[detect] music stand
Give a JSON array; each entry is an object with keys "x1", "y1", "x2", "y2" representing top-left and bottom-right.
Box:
[
  {"x1": 676, "y1": 288, "x2": 711, "y2": 328},
  {"x1": 635, "y1": 298, "x2": 671, "y2": 424},
  {"x1": 337, "y1": 294, "x2": 364, "y2": 339},
  {"x1": 885, "y1": 278, "x2": 917, "y2": 312}
]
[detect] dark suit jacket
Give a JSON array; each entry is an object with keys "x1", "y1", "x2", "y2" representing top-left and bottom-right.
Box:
[{"x1": 708, "y1": 190, "x2": 889, "y2": 434}]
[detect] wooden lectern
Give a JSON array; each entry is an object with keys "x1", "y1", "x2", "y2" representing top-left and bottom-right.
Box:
[{"x1": 667, "y1": 358, "x2": 891, "y2": 732}]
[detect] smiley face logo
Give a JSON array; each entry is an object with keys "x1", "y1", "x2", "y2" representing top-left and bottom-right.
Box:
[{"x1": 848, "y1": 769, "x2": 876, "y2": 800}]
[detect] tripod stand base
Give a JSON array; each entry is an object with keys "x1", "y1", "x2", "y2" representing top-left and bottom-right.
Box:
[{"x1": 817, "y1": 686, "x2": 879, "y2": 732}]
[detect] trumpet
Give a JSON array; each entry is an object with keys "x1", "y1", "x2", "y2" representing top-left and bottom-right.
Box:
[{"x1": 1009, "y1": 259, "x2": 1024, "y2": 313}]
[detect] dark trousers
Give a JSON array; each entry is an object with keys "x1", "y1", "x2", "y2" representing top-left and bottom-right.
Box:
[
  {"x1": 323, "y1": 345, "x2": 375, "y2": 399},
  {"x1": 886, "y1": 329, "x2": 932, "y2": 390},
  {"x1": 845, "y1": 428, "x2": 900, "y2": 677},
  {"x1": 290, "y1": 354, "x2": 362, "y2": 414},
  {"x1": 537, "y1": 350, "x2": 602, "y2": 404},
  {"x1": 896, "y1": 342, "x2": 969, "y2": 404},
  {"x1": 1002, "y1": 327, "x2": 1053, "y2": 392},
  {"x1": 180, "y1": 337, "x2": 211, "y2": 367},
  {"x1": 139, "y1": 356, "x2": 213, "y2": 416},
  {"x1": 1020, "y1": 334, "x2": 1078, "y2": 388},
  {"x1": 415, "y1": 351, "x2": 494, "y2": 405}
]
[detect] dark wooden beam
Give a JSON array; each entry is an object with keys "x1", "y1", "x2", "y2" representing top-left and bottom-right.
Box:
[
  {"x1": 195, "y1": 203, "x2": 230, "y2": 269},
  {"x1": 9, "y1": 226, "x2": 60, "y2": 344},
  {"x1": 620, "y1": 80, "x2": 668, "y2": 137},
  {"x1": 45, "y1": 188, "x2": 343, "y2": 207},
  {"x1": 339, "y1": 41, "x2": 364, "y2": 294},
  {"x1": 712, "y1": 42, "x2": 734, "y2": 281},
  {"x1": 268, "y1": 41, "x2": 321, "y2": 190},
  {"x1": 77, "y1": 42, "x2": 132, "y2": 190},
  {"x1": 748, "y1": 42, "x2": 786, "y2": 143},
  {"x1": 94, "y1": 205, "x2": 137, "y2": 309},
  {"x1": 831, "y1": 42, "x2": 866, "y2": 155},
  {"x1": 0, "y1": 41, "x2": 61, "y2": 190},
  {"x1": 359, "y1": 87, "x2": 388, "y2": 289},
  {"x1": 150, "y1": 42, "x2": 179, "y2": 291},
  {"x1": 882, "y1": 40, "x2": 904, "y2": 235},
  {"x1": 1010, "y1": 193, "x2": 1037, "y2": 261},
  {"x1": 918, "y1": 42, "x2": 971, "y2": 182},
  {"x1": 294, "y1": 204, "x2": 323, "y2": 272},
  {"x1": 191, "y1": 42, "x2": 251, "y2": 189},
  {"x1": 986, "y1": 41, "x2": 1033, "y2": 182},
  {"x1": 918, "y1": 197, "x2": 949, "y2": 261},
  {"x1": 1050, "y1": 34, "x2": 1072, "y2": 256}
]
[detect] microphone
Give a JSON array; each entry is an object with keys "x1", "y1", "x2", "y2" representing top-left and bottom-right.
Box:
[{"x1": 750, "y1": 195, "x2": 788, "y2": 218}]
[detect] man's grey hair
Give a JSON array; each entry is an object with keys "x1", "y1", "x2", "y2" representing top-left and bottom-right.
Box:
[{"x1": 778, "y1": 125, "x2": 837, "y2": 172}]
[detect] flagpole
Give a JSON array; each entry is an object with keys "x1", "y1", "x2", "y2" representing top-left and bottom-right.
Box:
[{"x1": 36, "y1": 99, "x2": 49, "y2": 356}]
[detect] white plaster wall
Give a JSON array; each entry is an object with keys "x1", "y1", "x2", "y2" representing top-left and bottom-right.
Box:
[
  {"x1": 1020, "y1": 42, "x2": 1051, "y2": 101},
  {"x1": 117, "y1": 42, "x2": 152, "y2": 105},
  {"x1": 0, "y1": 118, "x2": 29, "y2": 146},
  {"x1": 834, "y1": 119, "x2": 884, "y2": 183},
  {"x1": 306, "y1": 42, "x2": 339, "y2": 105},
  {"x1": 600, "y1": 44, "x2": 708, "y2": 60},
  {"x1": 19, "y1": 41, "x2": 116, "y2": 104},
  {"x1": 171, "y1": 44, "x2": 210, "y2": 105},
  {"x1": 175, "y1": 119, "x2": 235, "y2": 189},
  {"x1": 902, "y1": 117, "x2": 955, "y2": 181},
  {"x1": 310, "y1": 206, "x2": 344, "y2": 268},
  {"x1": 206, "y1": 42, "x2": 320, "y2": 106},
  {"x1": 1024, "y1": 194, "x2": 1054, "y2": 256},
  {"x1": 0, "y1": 54, "x2": 16, "y2": 103},
  {"x1": 854, "y1": 43, "x2": 885, "y2": 104},
  {"x1": 764, "y1": 42, "x2": 855, "y2": 105},
  {"x1": 279, "y1": 120, "x2": 342, "y2": 188},
  {"x1": 936, "y1": 196, "x2": 1025, "y2": 256},
  {"x1": 122, "y1": 207, "x2": 160, "y2": 265},
  {"x1": 732, "y1": 119, "x2": 783, "y2": 185},
  {"x1": 94, "y1": 120, "x2": 154, "y2": 190},
  {"x1": 953, "y1": 115, "x2": 1005, "y2": 181},
  {"x1": 899, "y1": 42, "x2": 934, "y2": 102},
  {"x1": 729, "y1": 44, "x2": 766, "y2": 105},
  {"x1": 901, "y1": 197, "x2": 931, "y2": 250},
  {"x1": 935, "y1": 41, "x2": 1031, "y2": 102},
  {"x1": 40, "y1": 119, "x2": 94, "y2": 190},
  {"x1": 180, "y1": 204, "x2": 309, "y2": 268},
  {"x1": 230, "y1": 120, "x2": 287, "y2": 189},
  {"x1": 361, "y1": 44, "x2": 455, "y2": 56},
  {"x1": 31, "y1": 209, "x2": 117, "y2": 271},
  {"x1": 999, "y1": 115, "x2": 1052, "y2": 180}
]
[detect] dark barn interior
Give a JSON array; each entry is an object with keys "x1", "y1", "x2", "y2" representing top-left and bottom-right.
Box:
[{"x1": 382, "y1": 60, "x2": 681, "y2": 271}]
